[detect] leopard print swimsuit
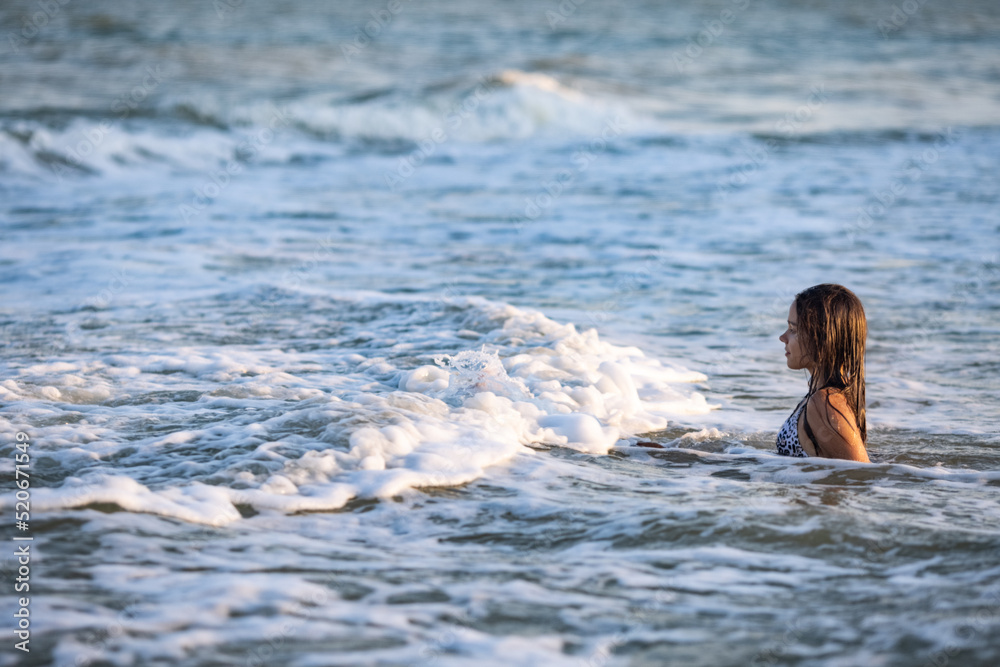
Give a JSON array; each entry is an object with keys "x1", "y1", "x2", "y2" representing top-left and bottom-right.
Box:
[{"x1": 776, "y1": 395, "x2": 810, "y2": 457}]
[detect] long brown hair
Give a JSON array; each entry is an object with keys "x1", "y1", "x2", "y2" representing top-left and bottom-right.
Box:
[{"x1": 795, "y1": 284, "x2": 867, "y2": 445}]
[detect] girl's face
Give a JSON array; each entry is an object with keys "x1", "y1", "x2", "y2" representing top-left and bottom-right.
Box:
[{"x1": 779, "y1": 302, "x2": 812, "y2": 371}]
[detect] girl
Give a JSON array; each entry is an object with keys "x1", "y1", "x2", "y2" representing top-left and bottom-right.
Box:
[{"x1": 776, "y1": 284, "x2": 870, "y2": 462}]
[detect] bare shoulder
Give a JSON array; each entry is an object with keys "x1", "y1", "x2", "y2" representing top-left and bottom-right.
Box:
[
  {"x1": 809, "y1": 388, "x2": 853, "y2": 421},
  {"x1": 806, "y1": 388, "x2": 869, "y2": 462}
]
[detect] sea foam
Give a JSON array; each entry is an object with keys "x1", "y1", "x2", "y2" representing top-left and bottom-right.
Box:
[{"x1": 1, "y1": 294, "x2": 712, "y2": 525}]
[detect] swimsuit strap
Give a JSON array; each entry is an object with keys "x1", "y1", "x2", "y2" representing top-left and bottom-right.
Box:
[{"x1": 802, "y1": 398, "x2": 819, "y2": 456}]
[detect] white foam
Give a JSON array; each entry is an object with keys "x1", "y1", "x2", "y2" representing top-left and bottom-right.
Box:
[
  {"x1": 0, "y1": 69, "x2": 647, "y2": 181},
  {"x1": 283, "y1": 68, "x2": 637, "y2": 144},
  {"x1": 29, "y1": 476, "x2": 242, "y2": 526},
  {"x1": 0, "y1": 295, "x2": 713, "y2": 525}
]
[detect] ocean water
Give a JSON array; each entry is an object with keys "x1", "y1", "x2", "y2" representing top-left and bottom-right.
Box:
[{"x1": 1, "y1": 0, "x2": 999, "y2": 665}]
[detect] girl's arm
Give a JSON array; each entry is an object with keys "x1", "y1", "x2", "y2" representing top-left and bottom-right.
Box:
[{"x1": 804, "y1": 388, "x2": 870, "y2": 462}]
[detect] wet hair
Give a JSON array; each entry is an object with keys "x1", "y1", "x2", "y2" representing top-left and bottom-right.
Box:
[{"x1": 794, "y1": 283, "x2": 867, "y2": 445}]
